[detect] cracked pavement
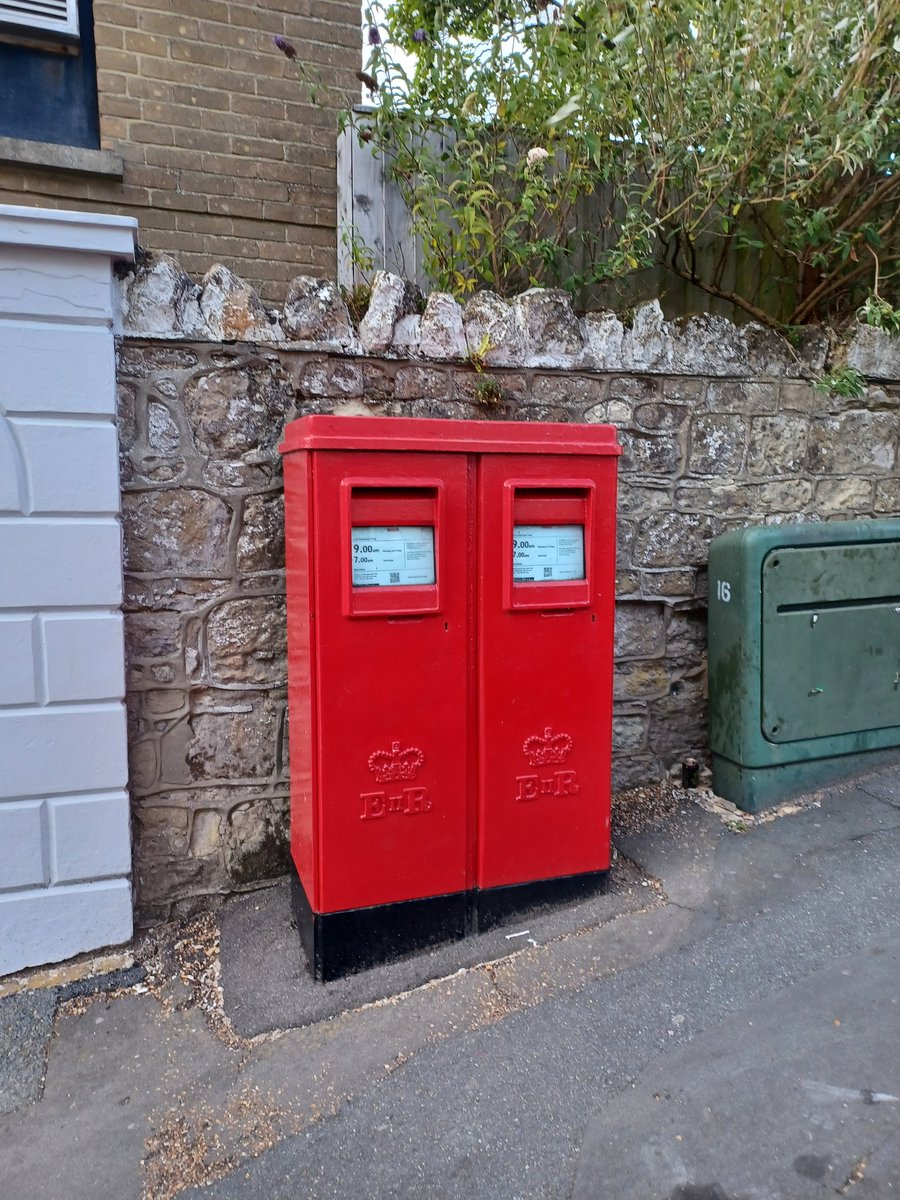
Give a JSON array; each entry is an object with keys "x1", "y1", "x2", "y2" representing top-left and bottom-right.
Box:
[{"x1": 1, "y1": 762, "x2": 900, "y2": 1199}]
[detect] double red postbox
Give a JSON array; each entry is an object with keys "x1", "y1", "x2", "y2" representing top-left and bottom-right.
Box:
[{"x1": 280, "y1": 416, "x2": 620, "y2": 979}]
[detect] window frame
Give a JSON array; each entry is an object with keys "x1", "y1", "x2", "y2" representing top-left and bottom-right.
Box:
[{"x1": 0, "y1": 0, "x2": 80, "y2": 49}]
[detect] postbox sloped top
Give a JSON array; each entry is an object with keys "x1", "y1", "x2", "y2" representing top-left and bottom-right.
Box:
[{"x1": 280, "y1": 415, "x2": 621, "y2": 457}]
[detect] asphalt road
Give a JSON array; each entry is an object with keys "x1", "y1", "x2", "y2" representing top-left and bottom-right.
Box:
[
  {"x1": 185, "y1": 771, "x2": 900, "y2": 1199},
  {"x1": 3, "y1": 764, "x2": 899, "y2": 1200}
]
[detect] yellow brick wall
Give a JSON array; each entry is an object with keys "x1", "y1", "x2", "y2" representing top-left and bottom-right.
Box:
[{"x1": 0, "y1": 0, "x2": 361, "y2": 302}]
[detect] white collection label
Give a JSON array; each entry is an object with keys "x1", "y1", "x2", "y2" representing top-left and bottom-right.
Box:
[
  {"x1": 513, "y1": 525, "x2": 585, "y2": 582},
  {"x1": 352, "y1": 526, "x2": 436, "y2": 587}
]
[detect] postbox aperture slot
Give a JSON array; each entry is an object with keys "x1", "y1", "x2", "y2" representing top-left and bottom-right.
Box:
[
  {"x1": 351, "y1": 488, "x2": 436, "y2": 525},
  {"x1": 514, "y1": 490, "x2": 588, "y2": 523},
  {"x1": 776, "y1": 594, "x2": 900, "y2": 614},
  {"x1": 341, "y1": 480, "x2": 443, "y2": 617},
  {"x1": 503, "y1": 482, "x2": 594, "y2": 610}
]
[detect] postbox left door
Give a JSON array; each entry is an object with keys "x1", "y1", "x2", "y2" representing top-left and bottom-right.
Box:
[{"x1": 308, "y1": 450, "x2": 472, "y2": 916}]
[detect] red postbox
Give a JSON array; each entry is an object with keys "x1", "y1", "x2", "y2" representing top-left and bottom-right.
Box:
[{"x1": 280, "y1": 416, "x2": 620, "y2": 979}]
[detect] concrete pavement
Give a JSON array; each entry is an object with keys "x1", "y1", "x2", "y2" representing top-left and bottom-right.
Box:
[{"x1": 1, "y1": 762, "x2": 899, "y2": 1199}]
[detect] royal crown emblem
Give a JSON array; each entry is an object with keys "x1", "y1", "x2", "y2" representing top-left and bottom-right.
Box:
[
  {"x1": 368, "y1": 741, "x2": 425, "y2": 783},
  {"x1": 523, "y1": 727, "x2": 574, "y2": 767}
]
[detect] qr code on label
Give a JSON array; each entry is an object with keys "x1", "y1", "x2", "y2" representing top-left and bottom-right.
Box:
[
  {"x1": 543, "y1": 567, "x2": 553, "y2": 578},
  {"x1": 390, "y1": 572, "x2": 400, "y2": 584}
]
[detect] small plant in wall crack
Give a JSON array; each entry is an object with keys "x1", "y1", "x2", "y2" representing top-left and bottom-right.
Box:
[
  {"x1": 466, "y1": 332, "x2": 495, "y2": 373},
  {"x1": 465, "y1": 332, "x2": 505, "y2": 407},
  {"x1": 814, "y1": 366, "x2": 866, "y2": 399},
  {"x1": 473, "y1": 374, "x2": 505, "y2": 409},
  {"x1": 341, "y1": 283, "x2": 373, "y2": 328}
]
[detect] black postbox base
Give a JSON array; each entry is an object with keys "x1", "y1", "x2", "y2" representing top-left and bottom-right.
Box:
[
  {"x1": 291, "y1": 866, "x2": 609, "y2": 982},
  {"x1": 290, "y1": 873, "x2": 469, "y2": 982},
  {"x1": 473, "y1": 869, "x2": 609, "y2": 934}
]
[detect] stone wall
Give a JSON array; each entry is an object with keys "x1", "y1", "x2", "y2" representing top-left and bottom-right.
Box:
[{"x1": 118, "y1": 265, "x2": 900, "y2": 923}]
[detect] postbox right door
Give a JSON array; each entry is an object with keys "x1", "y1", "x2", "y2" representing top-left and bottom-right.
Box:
[{"x1": 476, "y1": 454, "x2": 617, "y2": 891}]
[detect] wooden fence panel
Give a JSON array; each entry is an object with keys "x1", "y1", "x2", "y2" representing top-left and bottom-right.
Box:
[
  {"x1": 337, "y1": 124, "x2": 428, "y2": 291},
  {"x1": 337, "y1": 129, "x2": 775, "y2": 321}
]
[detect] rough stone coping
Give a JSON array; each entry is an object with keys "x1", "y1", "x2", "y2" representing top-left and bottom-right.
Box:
[{"x1": 114, "y1": 255, "x2": 900, "y2": 382}]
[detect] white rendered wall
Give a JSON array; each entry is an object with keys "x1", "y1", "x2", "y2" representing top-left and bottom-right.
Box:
[{"x1": 0, "y1": 206, "x2": 137, "y2": 976}]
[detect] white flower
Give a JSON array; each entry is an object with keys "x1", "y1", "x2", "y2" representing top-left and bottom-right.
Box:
[{"x1": 526, "y1": 147, "x2": 551, "y2": 168}]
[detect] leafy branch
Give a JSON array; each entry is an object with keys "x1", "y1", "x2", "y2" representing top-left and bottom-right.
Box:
[{"x1": 280, "y1": 0, "x2": 900, "y2": 326}]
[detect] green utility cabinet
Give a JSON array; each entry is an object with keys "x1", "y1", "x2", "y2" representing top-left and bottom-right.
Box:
[{"x1": 708, "y1": 519, "x2": 900, "y2": 812}]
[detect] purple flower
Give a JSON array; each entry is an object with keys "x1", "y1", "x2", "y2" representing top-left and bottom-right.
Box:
[
  {"x1": 274, "y1": 35, "x2": 297, "y2": 60},
  {"x1": 367, "y1": 25, "x2": 381, "y2": 45},
  {"x1": 412, "y1": 27, "x2": 428, "y2": 43}
]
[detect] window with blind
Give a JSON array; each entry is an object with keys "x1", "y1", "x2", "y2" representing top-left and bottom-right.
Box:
[
  {"x1": 0, "y1": 0, "x2": 99, "y2": 149},
  {"x1": 0, "y1": 0, "x2": 79, "y2": 45}
]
